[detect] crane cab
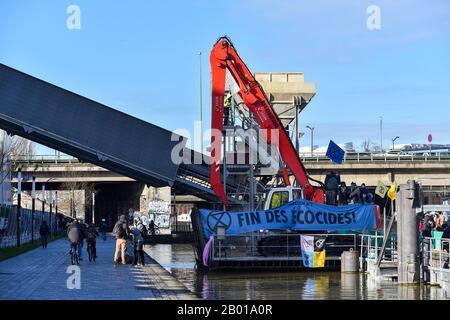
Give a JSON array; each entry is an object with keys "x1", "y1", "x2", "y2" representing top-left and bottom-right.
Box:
[{"x1": 263, "y1": 186, "x2": 304, "y2": 210}]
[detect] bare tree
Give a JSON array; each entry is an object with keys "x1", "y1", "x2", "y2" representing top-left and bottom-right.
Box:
[
  {"x1": 60, "y1": 166, "x2": 95, "y2": 219},
  {"x1": 360, "y1": 139, "x2": 381, "y2": 153},
  {"x1": 0, "y1": 131, "x2": 35, "y2": 184}
]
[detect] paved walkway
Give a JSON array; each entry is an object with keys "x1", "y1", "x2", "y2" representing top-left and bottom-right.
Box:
[{"x1": 0, "y1": 236, "x2": 197, "y2": 300}]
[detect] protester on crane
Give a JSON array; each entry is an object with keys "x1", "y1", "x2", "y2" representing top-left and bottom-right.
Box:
[{"x1": 224, "y1": 92, "x2": 232, "y2": 126}]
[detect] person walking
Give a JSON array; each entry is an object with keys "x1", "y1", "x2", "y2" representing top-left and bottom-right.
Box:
[
  {"x1": 39, "y1": 221, "x2": 51, "y2": 248},
  {"x1": 99, "y1": 218, "x2": 108, "y2": 241},
  {"x1": 113, "y1": 215, "x2": 130, "y2": 266},
  {"x1": 130, "y1": 219, "x2": 145, "y2": 267}
]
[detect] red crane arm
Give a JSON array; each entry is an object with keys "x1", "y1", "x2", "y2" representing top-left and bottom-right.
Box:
[{"x1": 210, "y1": 36, "x2": 320, "y2": 205}]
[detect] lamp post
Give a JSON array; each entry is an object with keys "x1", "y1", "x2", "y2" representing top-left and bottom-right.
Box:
[
  {"x1": 16, "y1": 168, "x2": 22, "y2": 247},
  {"x1": 379, "y1": 116, "x2": 383, "y2": 152},
  {"x1": 55, "y1": 191, "x2": 58, "y2": 233},
  {"x1": 31, "y1": 176, "x2": 36, "y2": 243},
  {"x1": 392, "y1": 136, "x2": 400, "y2": 151},
  {"x1": 49, "y1": 190, "x2": 53, "y2": 237},
  {"x1": 41, "y1": 184, "x2": 45, "y2": 224},
  {"x1": 306, "y1": 126, "x2": 315, "y2": 157},
  {"x1": 198, "y1": 51, "x2": 203, "y2": 153}
]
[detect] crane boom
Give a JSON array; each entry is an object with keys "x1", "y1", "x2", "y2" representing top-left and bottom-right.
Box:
[{"x1": 210, "y1": 36, "x2": 323, "y2": 205}]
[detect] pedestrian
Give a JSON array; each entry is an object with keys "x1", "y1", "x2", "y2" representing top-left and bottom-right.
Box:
[
  {"x1": 113, "y1": 215, "x2": 130, "y2": 266},
  {"x1": 130, "y1": 219, "x2": 145, "y2": 267},
  {"x1": 99, "y1": 218, "x2": 108, "y2": 241},
  {"x1": 442, "y1": 222, "x2": 450, "y2": 269},
  {"x1": 77, "y1": 221, "x2": 87, "y2": 261},
  {"x1": 39, "y1": 220, "x2": 51, "y2": 248}
]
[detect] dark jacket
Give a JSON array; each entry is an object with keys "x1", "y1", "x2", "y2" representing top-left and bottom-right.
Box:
[
  {"x1": 443, "y1": 225, "x2": 450, "y2": 240},
  {"x1": 39, "y1": 222, "x2": 50, "y2": 237},
  {"x1": 338, "y1": 186, "x2": 349, "y2": 205},
  {"x1": 422, "y1": 221, "x2": 433, "y2": 238},
  {"x1": 86, "y1": 226, "x2": 99, "y2": 241},
  {"x1": 99, "y1": 222, "x2": 108, "y2": 233}
]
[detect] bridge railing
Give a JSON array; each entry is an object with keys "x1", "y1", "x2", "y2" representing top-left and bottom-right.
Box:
[
  {"x1": 11, "y1": 152, "x2": 450, "y2": 166},
  {"x1": 300, "y1": 152, "x2": 450, "y2": 163},
  {"x1": 11, "y1": 154, "x2": 78, "y2": 164}
]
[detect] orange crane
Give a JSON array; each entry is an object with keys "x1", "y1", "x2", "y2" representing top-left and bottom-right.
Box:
[{"x1": 209, "y1": 36, "x2": 325, "y2": 206}]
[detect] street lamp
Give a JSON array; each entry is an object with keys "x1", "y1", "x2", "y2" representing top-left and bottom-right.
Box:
[
  {"x1": 306, "y1": 126, "x2": 315, "y2": 157},
  {"x1": 392, "y1": 136, "x2": 400, "y2": 151},
  {"x1": 198, "y1": 51, "x2": 203, "y2": 153}
]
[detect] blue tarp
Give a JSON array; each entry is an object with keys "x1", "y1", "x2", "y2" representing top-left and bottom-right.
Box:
[{"x1": 200, "y1": 199, "x2": 379, "y2": 238}]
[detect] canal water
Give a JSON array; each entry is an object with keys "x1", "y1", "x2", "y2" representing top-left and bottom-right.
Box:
[{"x1": 145, "y1": 244, "x2": 449, "y2": 300}]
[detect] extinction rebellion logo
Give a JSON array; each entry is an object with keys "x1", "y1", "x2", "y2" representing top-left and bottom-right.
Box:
[{"x1": 207, "y1": 211, "x2": 232, "y2": 232}]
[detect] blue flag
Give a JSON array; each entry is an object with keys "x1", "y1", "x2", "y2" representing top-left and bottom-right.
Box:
[{"x1": 326, "y1": 140, "x2": 345, "y2": 164}]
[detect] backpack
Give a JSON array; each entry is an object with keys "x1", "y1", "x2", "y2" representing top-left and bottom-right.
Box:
[
  {"x1": 68, "y1": 226, "x2": 80, "y2": 243},
  {"x1": 113, "y1": 222, "x2": 126, "y2": 239},
  {"x1": 87, "y1": 229, "x2": 96, "y2": 240}
]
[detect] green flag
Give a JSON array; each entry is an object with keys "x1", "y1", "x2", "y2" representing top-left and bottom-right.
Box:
[{"x1": 375, "y1": 181, "x2": 388, "y2": 198}]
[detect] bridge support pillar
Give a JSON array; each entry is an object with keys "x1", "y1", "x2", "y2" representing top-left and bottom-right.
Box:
[{"x1": 397, "y1": 180, "x2": 421, "y2": 284}]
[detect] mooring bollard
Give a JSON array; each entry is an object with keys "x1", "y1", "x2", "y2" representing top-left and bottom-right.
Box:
[{"x1": 341, "y1": 249, "x2": 359, "y2": 273}]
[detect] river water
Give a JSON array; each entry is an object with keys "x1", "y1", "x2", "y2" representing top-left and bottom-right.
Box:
[{"x1": 145, "y1": 244, "x2": 449, "y2": 300}]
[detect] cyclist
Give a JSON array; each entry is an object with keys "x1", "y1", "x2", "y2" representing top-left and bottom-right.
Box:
[
  {"x1": 86, "y1": 223, "x2": 99, "y2": 260},
  {"x1": 67, "y1": 220, "x2": 82, "y2": 261}
]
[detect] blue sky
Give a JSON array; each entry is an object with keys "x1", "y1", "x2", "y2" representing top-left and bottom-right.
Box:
[{"x1": 0, "y1": 0, "x2": 449, "y2": 153}]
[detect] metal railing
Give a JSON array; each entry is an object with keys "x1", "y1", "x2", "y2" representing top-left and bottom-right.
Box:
[
  {"x1": 11, "y1": 154, "x2": 78, "y2": 164},
  {"x1": 359, "y1": 233, "x2": 398, "y2": 265},
  {"x1": 300, "y1": 152, "x2": 450, "y2": 163},
  {"x1": 11, "y1": 152, "x2": 450, "y2": 166},
  {"x1": 210, "y1": 232, "x2": 357, "y2": 261},
  {"x1": 422, "y1": 237, "x2": 450, "y2": 270}
]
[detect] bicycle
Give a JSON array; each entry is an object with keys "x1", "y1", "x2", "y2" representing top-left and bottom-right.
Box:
[
  {"x1": 149, "y1": 225, "x2": 160, "y2": 235},
  {"x1": 70, "y1": 243, "x2": 79, "y2": 265},
  {"x1": 87, "y1": 240, "x2": 96, "y2": 262}
]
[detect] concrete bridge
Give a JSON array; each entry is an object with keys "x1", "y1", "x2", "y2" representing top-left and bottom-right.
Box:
[{"x1": 11, "y1": 153, "x2": 450, "y2": 213}]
